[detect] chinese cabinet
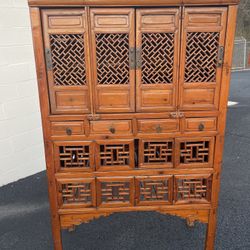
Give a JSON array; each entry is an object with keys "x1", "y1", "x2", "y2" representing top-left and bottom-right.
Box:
[{"x1": 28, "y1": 0, "x2": 239, "y2": 249}]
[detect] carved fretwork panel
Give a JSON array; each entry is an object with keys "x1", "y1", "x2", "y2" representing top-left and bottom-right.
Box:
[
  {"x1": 42, "y1": 9, "x2": 91, "y2": 114},
  {"x1": 184, "y1": 32, "x2": 220, "y2": 83},
  {"x1": 49, "y1": 34, "x2": 86, "y2": 86},
  {"x1": 54, "y1": 142, "x2": 94, "y2": 172},
  {"x1": 91, "y1": 9, "x2": 135, "y2": 113},
  {"x1": 139, "y1": 140, "x2": 173, "y2": 168},
  {"x1": 97, "y1": 177, "x2": 134, "y2": 207},
  {"x1": 135, "y1": 176, "x2": 173, "y2": 205},
  {"x1": 176, "y1": 137, "x2": 214, "y2": 168},
  {"x1": 136, "y1": 9, "x2": 180, "y2": 112},
  {"x1": 96, "y1": 140, "x2": 134, "y2": 170},
  {"x1": 95, "y1": 33, "x2": 129, "y2": 85},
  {"x1": 57, "y1": 178, "x2": 95, "y2": 208},
  {"x1": 174, "y1": 175, "x2": 212, "y2": 204},
  {"x1": 141, "y1": 33, "x2": 174, "y2": 84}
]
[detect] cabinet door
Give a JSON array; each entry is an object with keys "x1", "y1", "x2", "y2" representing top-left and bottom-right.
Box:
[
  {"x1": 42, "y1": 9, "x2": 92, "y2": 114},
  {"x1": 90, "y1": 9, "x2": 135, "y2": 113},
  {"x1": 136, "y1": 9, "x2": 180, "y2": 112},
  {"x1": 179, "y1": 7, "x2": 227, "y2": 110}
]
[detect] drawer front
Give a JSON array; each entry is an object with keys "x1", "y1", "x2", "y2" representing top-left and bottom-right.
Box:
[
  {"x1": 51, "y1": 121, "x2": 85, "y2": 136},
  {"x1": 96, "y1": 177, "x2": 134, "y2": 207},
  {"x1": 95, "y1": 139, "x2": 134, "y2": 171},
  {"x1": 57, "y1": 177, "x2": 96, "y2": 208},
  {"x1": 174, "y1": 174, "x2": 212, "y2": 204},
  {"x1": 137, "y1": 119, "x2": 179, "y2": 134},
  {"x1": 90, "y1": 120, "x2": 132, "y2": 135},
  {"x1": 184, "y1": 117, "x2": 217, "y2": 132},
  {"x1": 54, "y1": 141, "x2": 95, "y2": 172}
]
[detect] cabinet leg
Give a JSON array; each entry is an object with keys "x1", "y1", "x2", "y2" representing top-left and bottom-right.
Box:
[
  {"x1": 51, "y1": 214, "x2": 63, "y2": 250},
  {"x1": 205, "y1": 209, "x2": 217, "y2": 250}
]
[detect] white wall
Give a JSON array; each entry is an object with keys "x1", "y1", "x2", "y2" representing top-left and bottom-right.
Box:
[{"x1": 0, "y1": 0, "x2": 46, "y2": 186}]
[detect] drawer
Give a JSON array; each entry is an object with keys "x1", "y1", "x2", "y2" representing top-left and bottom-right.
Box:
[
  {"x1": 51, "y1": 121, "x2": 85, "y2": 136},
  {"x1": 96, "y1": 177, "x2": 134, "y2": 207},
  {"x1": 57, "y1": 177, "x2": 96, "y2": 208},
  {"x1": 184, "y1": 117, "x2": 217, "y2": 132},
  {"x1": 90, "y1": 120, "x2": 132, "y2": 135},
  {"x1": 137, "y1": 119, "x2": 179, "y2": 134}
]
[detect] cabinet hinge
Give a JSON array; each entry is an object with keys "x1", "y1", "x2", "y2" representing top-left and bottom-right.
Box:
[
  {"x1": 129, "y1": 47, "x2": 136, "y2": 70},
  {"x1": 87, "y1": 114, "x2": 100, "y2": 121},
  {"x1": 45, "y1": 48, "x2": 53, "y2": 71},
  {"x1": 217, "y1": 46, "x2": 224, "y2": 68}
]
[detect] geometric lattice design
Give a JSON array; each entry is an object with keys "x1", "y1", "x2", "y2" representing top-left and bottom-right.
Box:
[
  {"x1": 180, "y1": 141, "x2": 209, "y2": 164},
  {"x1": 99, "y1": 144, "x2": 130, "y2": 166},
  {"x1": 142, "y1": 33, "x2": 174, "y2": 84},
  {"x1": 49, "y1": 34, "x2": 86, "y2": 86},
  {"x1": 184, "y1": 32, "x2": 220, "y2": 83},
  {"x1": 143, "y1": 141, "x2": 173, "y2": 164},
  {"x1": 176, "y1": 177, "x2": 211, "y2": 202},
  {"x1": 100, "y1": 181, "x2": 130, "y2": 204},
  {"x1": 61, "y1": 182, "x2": 92, "y2": 204},
  {"x1": 139, "y1": 179, "x2": 169, "y2": 202},
  {"x1": 95, "y1": 33, "x2": 129, "y2": 84},
  {"x1": 59, "y1": 145, "x2": 90, "y2": 169}
]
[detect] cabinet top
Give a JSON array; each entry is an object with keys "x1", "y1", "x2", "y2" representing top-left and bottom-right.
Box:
[{"x1": 28, "y1": 0, "x2": 240, "y2": 7}]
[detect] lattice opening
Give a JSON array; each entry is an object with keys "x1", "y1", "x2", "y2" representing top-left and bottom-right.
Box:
[
  {"x1": 143, "y1": 141, "x2": 173, "y2": 164},
  {"x1": 99, "y1": 144, "x2": 130, "y2": 166},
  {"x1": 142, "y1": 33, "x2": 174, "y2": 84},
  {"x1": 96, "y1": 33, "x2": 129, "y2": 84},
  {"x1": 100, "y1": 181, "x2": 130, "y2": 203},
  {"x1": 184, "y1": 32, "x2": 220, "y2": 83},
  {"x1": 180, "y1": 141, "x2": 209, "y2": 164},
  {"x1": 139, "y1": 179, "x2": 169, "y2": 201},
  {"x1": 61, "y1": 182, "x2": 92, "y2": 204},
  {"x1": 176, "y1": 178, "x2": 211, "y2": 201},
  {"x1": 59, "y1": 145, "x2": 90, "y2": 169},
  {"x1": 49, "y1": 34, "x2": 86, "y2": 86}
]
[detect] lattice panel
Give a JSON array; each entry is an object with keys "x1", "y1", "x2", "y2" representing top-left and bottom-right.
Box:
[
  {"x1": 180, "y1": 141, "x2": 210, "y2": 164},
  {"x1": 59, "y1": 145, "x2": 90, "y2": 169},
  {"x1": 176, "y1": 177, "x2": 211, "y2": 202},
  {"x1": 49, "y1": 34, "x2": 86, "y2": 86},
  {"x1": 184, "y1": 32, "x2": 220, "y2": 83},
  {"x1": 99, "y1": 144, "x2": 130, "y2": 166},
  {"x1": 143, "y1": 141, "x2": 173, "y2": 164},
  {"x1": 61, "y1": 182, "x2": 92, "y2": 204},
  {"x1": 95, "y1": 33, "x2": 129, "y2": 84},
  {"x1": 142, "y1": 33, "x2": 174, "y2": 84},
  {"x1": 139, "y1": 179, "x2": 169, "y2": 202},
  {"x1": 100, "y1": 181, "x2": 130, "y2": 204}
]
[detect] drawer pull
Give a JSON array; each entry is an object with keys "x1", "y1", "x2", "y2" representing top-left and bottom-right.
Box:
[
  {"x1": 198, "y1": 123, "x2": 205, "y2": 131},
  {"x1": 156, "y1": 124, "x2": 162, "y2": 133},
  {"x1": 66, "y1": 127, "x2": 72, "y2": 136},
  {"x1": 109, "y1": 126, "x2": 116, "y2": 134}
]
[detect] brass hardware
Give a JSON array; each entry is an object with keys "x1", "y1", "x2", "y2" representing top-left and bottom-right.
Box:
[
  {"x1": 178, "y1": 112, "x2": 185, "y2": 118},
  {"x1": 45, "y1": 48, "x2": 52, "y2": 70},
  {"x1": 66, "y1": 127, "x2": 72, "y2": 136},
  {"x1": 129, "y1": 47, "x2": 136, "y2": 69},
  {"x1": 136, "y1": 48, "x2": 142, "y2": 69},
  {"x1": 156, "y1": 124, "x2": 162, "y2": 133},
  {"x1": 87, "y1": 114, "x2": 101, "y2": 121},
  {"x1": 170, "y1": 112, "x2": 178, "y2": 118},
  {"x1": 109, "y1": 126, "x2": 116, "y2": 134},
  {"x1": 198, "y1": 123, "x2": 205, "y2": 131},
  {"x1": 217, "y1": 46, "x2": 224, "y2": 68}
]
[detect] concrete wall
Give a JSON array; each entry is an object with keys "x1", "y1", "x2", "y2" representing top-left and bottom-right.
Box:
[{"x1": 0, "y1": 0, "x2": 45, "y2": 186}]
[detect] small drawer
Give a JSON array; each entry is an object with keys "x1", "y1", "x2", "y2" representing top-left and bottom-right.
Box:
[
  {"x1": 137, "y1": 119, "x2": 179, "y2": 134},
  {"x1": 51, "y1": 121, "x2": 85, "y2": 136},
  {"x1": 90, "y1": 120, "x2": 132, "y2": 135},
  {"x1": 184, "y1": 117, "x2": 217, "y2": 132}
]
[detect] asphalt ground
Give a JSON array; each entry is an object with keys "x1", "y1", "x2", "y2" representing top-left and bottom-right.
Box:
[{"x1": 0, "y1": 71, "x2": 250, "y2": 250}]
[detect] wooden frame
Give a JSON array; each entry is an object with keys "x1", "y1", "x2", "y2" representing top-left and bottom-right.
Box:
[{"x1": 29, "y1": 1, "x2": 239, "y2": 250}]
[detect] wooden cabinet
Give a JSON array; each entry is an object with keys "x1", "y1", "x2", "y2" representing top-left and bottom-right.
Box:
[{"x1": 29, "y1": 0, "x2": 239, "y2": 249}]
